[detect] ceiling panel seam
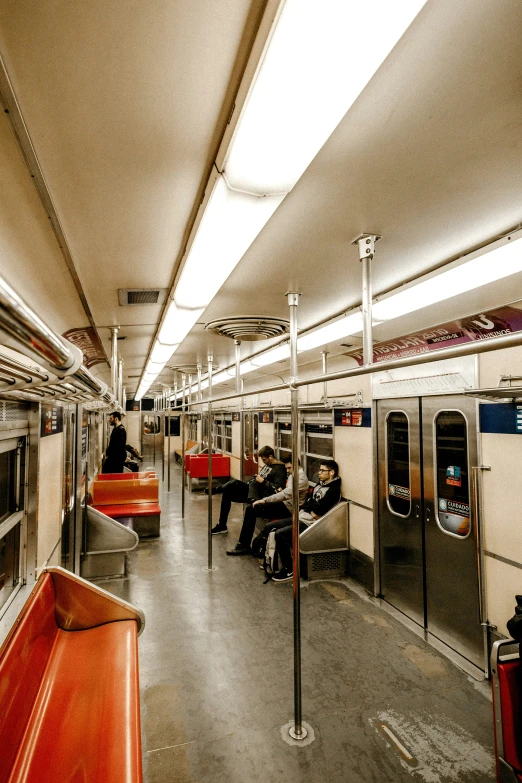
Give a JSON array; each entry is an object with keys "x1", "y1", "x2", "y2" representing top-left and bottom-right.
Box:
[{"x1": 0, "y1": 51, "x2": 109, "y2": 367}]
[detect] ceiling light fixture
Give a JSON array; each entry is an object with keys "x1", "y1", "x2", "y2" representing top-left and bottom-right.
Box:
[{"x1": 136, "y1": 0, "x2": 427, "y2": 399}]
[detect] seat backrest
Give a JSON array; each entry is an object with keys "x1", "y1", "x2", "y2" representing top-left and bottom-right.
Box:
[
  {"x1": 492, "y1": 642, "x2": 522, "y2": 778},
  {"x1": 92, "y1": 477, "x2": 159, "y2": 505},
  {"x1": 0, "y1": 574, "x2": 58, "y2": 783}
]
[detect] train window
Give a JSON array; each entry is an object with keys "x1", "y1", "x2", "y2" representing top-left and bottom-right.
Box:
[
  {"x1": 0, "y1": 449, "x2": 16, "y2": 523},
  {"x1": 305, "y1": 424, "x2": 333, "y2": 483},
  {"x1": 0, "y1": 441, "x2": 24, "y2": 611},
  {"x1": 224, "y1": 419, "x2": 232, "y2": 454},
  {"x1": 434, "y1": 411, "x2": 470, "y2": 537},
  {"x1": 0, "y1": 524, "x2": 21, "y2": 609},
  {"x1": 277, "y1": 421, "x2": 292, "y2": 460},
  {"x1": 386, "y1": 412, "x2": 411, "y2": 517}
]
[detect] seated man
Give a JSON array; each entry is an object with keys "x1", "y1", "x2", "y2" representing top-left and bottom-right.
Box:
[
  {"x1": 268, "y1": 459, "x2": 342, "y2": 583},
  {"x1": 210, "y1": 446, "x2": 286, "y2": 535},
  {"x1": 226, "y1": 455, "x2": 309, "y2": 555}
]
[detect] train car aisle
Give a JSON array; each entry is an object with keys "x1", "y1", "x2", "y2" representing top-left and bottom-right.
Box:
[{"x1": 100, "y1": 464, "x2": 495, "y2": 783}]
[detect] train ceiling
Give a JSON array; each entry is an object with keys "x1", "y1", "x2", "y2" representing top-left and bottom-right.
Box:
[{"x1": 0, "y1": 0, "x2": 521, "y2": 397}]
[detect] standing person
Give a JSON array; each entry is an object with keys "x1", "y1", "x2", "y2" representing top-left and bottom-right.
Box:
[
  {"x1": 102, "y1": 411, "x2": 127, "y2": 474},
  {"x1": 210, "y1": 445, "x2": 286, "y2": 535},
  {"x1": 268, "y1": 459, "x2": 342, "y2": 583},
  {"x1": 226, "y1": 455, "x2": 309, "y2": 555}
]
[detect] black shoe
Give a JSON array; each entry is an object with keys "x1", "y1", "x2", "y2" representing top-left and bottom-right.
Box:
[
  {"x1": 272, "y1": 569, "x2": 293, "y2": 583},
  {"x1": 226, "y1": 544, "x2": 250, "y2": 556},
  {"x1": 205, "y1": 485, "x2": 223, "y2": 496},
  {"x1": 211, "y1": 524, "x2": 228, "y2": 535}
]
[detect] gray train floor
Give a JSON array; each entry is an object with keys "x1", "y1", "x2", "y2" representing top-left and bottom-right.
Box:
[{"x1": 100, "y1": 464, "x2": 496, "y2": 783}]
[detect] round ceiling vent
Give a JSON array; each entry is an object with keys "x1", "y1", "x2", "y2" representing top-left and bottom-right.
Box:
[{"x1": 205, "y1": 316, "x2": 290, "y2": 342}]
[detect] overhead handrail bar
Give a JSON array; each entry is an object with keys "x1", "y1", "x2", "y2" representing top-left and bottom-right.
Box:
[
  {"x1": 0, "y1": 275, "x2": 83, "y2": 374},
  {"x1": 0, "y1": 275, "x2": 121, "y2": 407},
  {"x1": 182, "y1": 328, "x2": 522, "y2": 409},
  {"x1": 0, "y1": 353, "x2": 49, "y2": 381}
]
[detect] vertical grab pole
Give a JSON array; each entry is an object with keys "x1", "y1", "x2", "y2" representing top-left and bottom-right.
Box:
[
  {"x1": 352, "y1": 233, "x2": 381, "y2": 367},
  {"x1": 181, "y1": 374, "x2": 186, "y2": 519},
  {"x1": 197, "y1": 362, "x2": 202, "y2": 403},
  {"x1": 471, "y1": 464, "x2": 492, "y2": 677},
  {"x1": 321, "y1": 351, "x2": 328, "y2": 406},
  {"x1": 118, "y1": 358, "x2": 124, "y2": 407},
  {"x1": 110, "y1": 327, "x2": 119, "y2": 396},
  {"x1": 287, "y1": 291, "x2": 307, "y2": 741},
  {"x1": 234, "y1": 339, "x2": 244, "y2": 480},
  {"x1": 207, "y1": 354, "x2": 214, "y2": 570},
  {"x1": 161, "y1": 388, "x2": 165, "y2": 482},
  {"x1": 167, "y1": 387, "x2": 171, "y2": 492}
]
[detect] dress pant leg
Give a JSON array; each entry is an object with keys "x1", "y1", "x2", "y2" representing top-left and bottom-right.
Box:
[
  {"x1": 238, "y1": 505, "x2": 257, "y2": 547},
  {"x1": 219, "y1": 480, "x2": 249, "y2": 526}
]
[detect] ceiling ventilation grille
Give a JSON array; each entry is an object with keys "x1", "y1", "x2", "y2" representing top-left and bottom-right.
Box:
[
  {"x1": 205, "y1": 316, "x2": 290, "y2": 342},
  {"x1": 118, "y1": 289, "x2": 167, "y2": 306}
]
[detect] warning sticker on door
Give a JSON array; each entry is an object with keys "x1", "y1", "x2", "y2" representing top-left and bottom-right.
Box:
[
  {"x1": 439, "y1": 498, "x2": 469, "y2": 517},
  {"x1": 446, "y1": 465, "x2": 462, "y2": 487},
  {"x1": 389, "y1": 484, "x2": 410, "y2": 499}
]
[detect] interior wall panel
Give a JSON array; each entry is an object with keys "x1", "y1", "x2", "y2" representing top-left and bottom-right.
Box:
[{"x1": 36, "y1": 432, "x2": 63, "y2": 572}]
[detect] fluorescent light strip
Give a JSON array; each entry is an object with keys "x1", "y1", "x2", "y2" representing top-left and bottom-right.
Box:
[
  {"x1": 373, "y1": 235, "x2": 522, "y2": 321},
  {"x1": 217, "y1": 233, "x2": 522, "y2": 381},
  {"x1": 137, "y1": 1, "x2": 426, "y2": 399},
  {"x1": 225, "y1": 0, "x2": 427, "y2": 195}
]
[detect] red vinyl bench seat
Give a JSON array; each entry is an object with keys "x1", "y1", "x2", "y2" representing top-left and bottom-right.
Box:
[
  {"x1": 90, "y1": 477, "x2": 160, "y2": 537},
  {"x1": 186, "y1": 454, "x2": 230, "y2": 491},
  {"x1": 491, "y1": 639, "x2": 522, "y2": 782},
  {"x1": 0, "y1": 567, "x2": 144, "y2": 783}
]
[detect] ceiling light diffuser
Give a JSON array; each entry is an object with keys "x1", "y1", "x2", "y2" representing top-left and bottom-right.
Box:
[
  {"x1": 372, "y1": 234, "x2": 522, "y2": 322},
  {"x1": 224, "y1": 0, "x2": 427, "y2": 195}
]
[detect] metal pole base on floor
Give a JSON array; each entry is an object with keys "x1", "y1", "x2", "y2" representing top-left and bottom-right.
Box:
[{"x1": 280, "y1": 720, "x2": 315, "y2": 747}]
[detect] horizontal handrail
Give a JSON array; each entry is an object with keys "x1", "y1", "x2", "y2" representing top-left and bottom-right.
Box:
[{"x1": 181, "y1": 327, "x2": 522, "y2": 408}]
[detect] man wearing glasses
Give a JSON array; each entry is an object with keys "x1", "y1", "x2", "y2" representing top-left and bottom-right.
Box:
[{"x1": 267, "y1": 459, "x2": 342, "y2": 583}]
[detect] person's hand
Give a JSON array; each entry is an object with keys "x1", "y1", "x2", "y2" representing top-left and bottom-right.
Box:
[
  {"x1": 255, "y1": 475, "x2": 264, "y2": 484},
  {"x1": 253, "y1": 499, "x2": 264, "y2": 507},
  {"x1": 311, "y1": 512, "x2": 319, "y2": 520}
]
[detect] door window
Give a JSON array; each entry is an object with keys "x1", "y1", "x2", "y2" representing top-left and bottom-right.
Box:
[
  {"x1": 434, "y1": 411, "x2": 470, "y2": 537},
  {"x1": 386, "y1": 412, "x2": 411, "y2": 517}
]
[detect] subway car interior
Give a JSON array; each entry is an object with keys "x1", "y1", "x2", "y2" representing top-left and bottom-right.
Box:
[{"x1": 2, "y1": 1, "x2": 522, "y2": 781}]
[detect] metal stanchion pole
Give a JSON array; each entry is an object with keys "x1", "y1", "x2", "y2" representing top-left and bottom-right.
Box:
[
  {"x1": 286, "y1": 291, "x2": 308, "y2": 742},
  {"x1": 235, "y1": 339, "x2": 244, "y2": 479},
  {"x1": 161, "y1": 389, "x2": 165, "y2": 482},
  {"x1": 167, "y1": 387, "x2": 171, "y2": 492},
  {"x1": 352, "y1": 233, "x2": 380, "y2": 367},
  {"x1": 110, "y1": 327, "x2": 119, "y2": 397},
  {"x1": 153, "y1": 395, "x2": 156, "y2": 464},
  {"x1": 181, "y1": 374, "x2": 186, "y2": 519},
  {"x1": 207, "y1": 354, "x2": 214, "y2": 570},
  {"x1": 197, "y1": 362, "x2": 202, "y2": 403},
  {"x1": 321, "y1": 351, "x2": 328, "y2": 406}
]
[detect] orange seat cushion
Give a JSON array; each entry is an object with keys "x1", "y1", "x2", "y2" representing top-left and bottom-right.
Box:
[
  {"x1": 9, "y1": 622, "x2": 141, "y2": 783},
  {"x1": 92, "y1": 478, "x2": 158, "y2": 506}
]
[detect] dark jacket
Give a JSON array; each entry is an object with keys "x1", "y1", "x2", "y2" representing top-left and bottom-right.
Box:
[
  {"x1": 248, "y1": 460, "x2": 287, "y2": 500},
  {"x1": 103, "y1": 423, "x2": 127, "y2": 473},
  {"x1": 258, "y1": 461, "x2": 287, "y2": 493},
  {"x1": 301, "y1": 476, "x2": 341, "y2": 519}
]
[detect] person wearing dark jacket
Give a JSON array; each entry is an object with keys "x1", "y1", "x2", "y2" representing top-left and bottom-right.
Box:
[
  {"x1": 226, "y1": 455, "x2": 309, "y2": 555},
  {"x1": 269, "y1": 459, "x2": 342, "y2": 582},
  {"x1": 210, "y1": 445, "x2": 286, "y2": 535},
  {"x1": 102, "y1": 412, "x2": 127, "y2": 473}
]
